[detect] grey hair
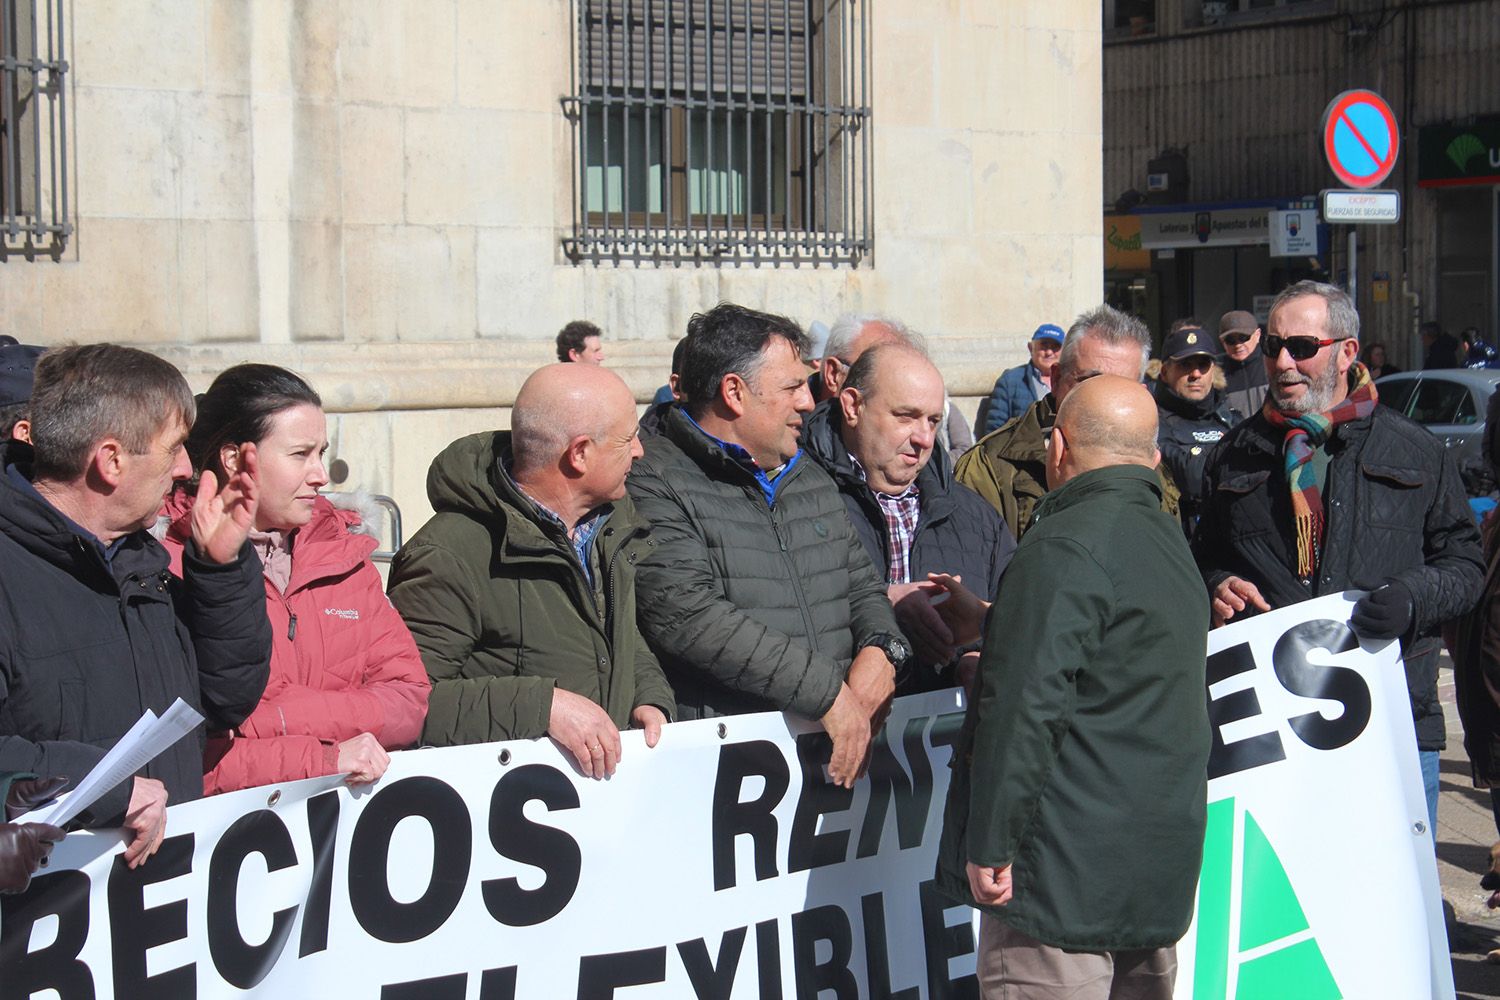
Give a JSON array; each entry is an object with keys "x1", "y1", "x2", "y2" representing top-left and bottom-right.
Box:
[
  {"x1": 1058, "y1": 305, "x2": 1152, "y2": 381},
  {"x1": 824, "y1": 313, "x2": 925, "y2": 361},
  {"x1": 1269, "y1": 280, "x2": 1360, "y2": 342},
  {"x1": 29, "y1": 344, "x2": 196, "y2": 481}
]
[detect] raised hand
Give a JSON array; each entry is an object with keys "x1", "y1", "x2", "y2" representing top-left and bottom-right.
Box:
[{"x1": 192, "y1": 442, "x2": 261, "y2": 565}]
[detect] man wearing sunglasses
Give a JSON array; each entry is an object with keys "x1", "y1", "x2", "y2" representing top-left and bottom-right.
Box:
[
  {"x1": 1154, "y1": 326, "x2": 1238, "y2": 534},
  {"x1": 1218, "y1": 309, "x2": 1269, "y2": 419},
  {"x1": 1193, "y1": 280, "x2": 1482, "y2": 833}
]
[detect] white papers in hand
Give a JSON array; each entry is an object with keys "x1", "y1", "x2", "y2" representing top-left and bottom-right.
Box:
[{"x1": 17, "y1": 698, "x2": 204, "y2": 828}]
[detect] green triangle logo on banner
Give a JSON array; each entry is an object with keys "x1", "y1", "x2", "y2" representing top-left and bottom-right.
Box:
[{"x1": 1193, "y1": 798, "x2": 1342, "y2": 1000}]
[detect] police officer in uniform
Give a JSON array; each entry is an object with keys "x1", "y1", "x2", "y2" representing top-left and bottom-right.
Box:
[{"x1": 1154, "y1": 325, "x2": 1238, "y2": 533}]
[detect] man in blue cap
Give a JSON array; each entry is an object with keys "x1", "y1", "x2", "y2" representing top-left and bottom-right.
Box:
[{"x1": 975, "y1": 323, "x2": 1064, "y2": 435}]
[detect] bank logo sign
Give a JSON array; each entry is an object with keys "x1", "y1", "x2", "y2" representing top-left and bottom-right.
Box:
[
  {"x1": 1418, "y1": 117, "x2": 1500, "y2": 187},
  {"x1": 1447, "y1": 133, "x2": 1491, "y2": 172}
]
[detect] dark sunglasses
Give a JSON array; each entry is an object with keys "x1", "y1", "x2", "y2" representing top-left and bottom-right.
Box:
[
  {"x1": 1261, "y1": 334, "x2": 1346, "y2": 361},
  {"x1": 1221, "y1": 333, "x2": 1253, "y2": 347}
]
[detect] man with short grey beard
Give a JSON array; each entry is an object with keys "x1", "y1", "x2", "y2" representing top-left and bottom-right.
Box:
[{"x1": 1193, "y1": 280, "x2": 1482, "y2": 834}]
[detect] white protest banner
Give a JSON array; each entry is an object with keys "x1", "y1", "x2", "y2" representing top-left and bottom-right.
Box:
[
  {"x1": 0, "y1": 689, "x2": 981, "y2": 998},
  {"x1": 1176, "y1": 592, "x2": 1452, "y2": 1000},
  {"x1": 0, "y1": 594, "x2": 1454, "y2": 998}
]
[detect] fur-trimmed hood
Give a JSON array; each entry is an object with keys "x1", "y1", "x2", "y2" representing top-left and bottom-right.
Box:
[{"x1": 152, "y1": 486, "x2": 382, "y2": 545}]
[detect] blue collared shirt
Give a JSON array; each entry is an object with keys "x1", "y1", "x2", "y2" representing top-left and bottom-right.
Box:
[{"x1": 681, "y1": 408, "x2": 802, "y2": 507}]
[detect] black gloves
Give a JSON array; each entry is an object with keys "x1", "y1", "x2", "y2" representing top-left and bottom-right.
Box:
[
  {"x1": 1351, "y1": 581, "x2": 1414, "y2": 640},
  {"x1": 0, "y1": 822, "x2": 66, "y2": 894},
  {"x1": 5, "y1": 775, "x2": 68, "y2": 822}
]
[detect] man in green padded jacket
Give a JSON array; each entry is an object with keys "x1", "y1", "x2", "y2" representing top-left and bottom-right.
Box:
[
  {"x1": 935, "y1": 374, "x2": 1209, "y2": 1000},
  {"x1": 388, "y1": 363, "x2": 674, "y2": 779}
]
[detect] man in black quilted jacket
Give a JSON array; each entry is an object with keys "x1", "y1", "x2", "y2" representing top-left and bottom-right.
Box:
[
  {"x1": 1194, "y1": 280, "x2": 1482, "y2": 833},
  {"x1": 628, "y1": 303, "x2": 906, "y2": 789},
  {"x1": 801, "y1": 343, "x2": 1014, "y2": 693},
  {"x1": 0, "y1": 345, "x2": 270, "y2": 868}
]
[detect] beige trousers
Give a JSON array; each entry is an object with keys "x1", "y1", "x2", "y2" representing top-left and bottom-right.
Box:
[{"x1": 976, "y1": 913, "x2": 1178, "y2": 1000}]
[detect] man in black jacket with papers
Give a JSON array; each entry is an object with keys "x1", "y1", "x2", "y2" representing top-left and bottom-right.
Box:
[{"x1": 0, "y1": 345, "x2": 270, "y2": 868}]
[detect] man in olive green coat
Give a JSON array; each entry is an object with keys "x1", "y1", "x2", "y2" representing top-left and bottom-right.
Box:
[
  {"x1": 955, "y1": 304, "x2": 1179, "y2": 541},
  {"x1": 935, "y1": 375, "x2": 1209, "y2": 999},
  {"x1": 388, "y1": 364, "x2": 674, "y2": 779}
]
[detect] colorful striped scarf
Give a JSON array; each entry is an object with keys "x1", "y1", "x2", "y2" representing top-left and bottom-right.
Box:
[{"x1": 1261, "y1": 362, "x2": 1378, "y2": 578}]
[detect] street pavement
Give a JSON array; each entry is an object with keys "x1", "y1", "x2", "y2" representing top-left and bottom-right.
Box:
[{"x1": 1437, "y1": 662, "x2": 1500, "y2": 999}]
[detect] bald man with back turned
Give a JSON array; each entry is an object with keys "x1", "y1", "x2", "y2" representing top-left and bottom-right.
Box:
[
  {"x1": 388, "y1": 363, "x2": 673, "y2": 778},
  {"x1": 934, "y1": 376, "x2": 1210, "y2": 1000}
]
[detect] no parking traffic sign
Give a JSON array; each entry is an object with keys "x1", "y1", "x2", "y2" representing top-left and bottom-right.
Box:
[{"x1": 1321, "y1": 90, "x2": 1399, "y2": 189}]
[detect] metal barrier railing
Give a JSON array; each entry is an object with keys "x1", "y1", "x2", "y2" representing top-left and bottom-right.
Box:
[{"x1": 325, "y1": 492, "x2": 404, "y2": 564}]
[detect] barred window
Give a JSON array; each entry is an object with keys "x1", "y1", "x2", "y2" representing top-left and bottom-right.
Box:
[
  {"x1": 566, "y1": 0, "x2": 871, "y2": 266},
  {"x1": 0, "y1": 0, "x2": 69, "y2": 260}
]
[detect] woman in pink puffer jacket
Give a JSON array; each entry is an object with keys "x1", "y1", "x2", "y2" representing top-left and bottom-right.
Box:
[{"x1": 160, "y1": 364, "x2": 429, "y2": 794}]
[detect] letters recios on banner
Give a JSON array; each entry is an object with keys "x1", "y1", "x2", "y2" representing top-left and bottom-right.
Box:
[{"x1": 0, "y1": 690, "x2": 982, "y2": 998}]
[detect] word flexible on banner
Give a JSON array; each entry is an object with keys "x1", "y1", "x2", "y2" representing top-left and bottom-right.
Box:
[{"x1": 0, "y1": 594, "x2": 1452, "y2": 999}]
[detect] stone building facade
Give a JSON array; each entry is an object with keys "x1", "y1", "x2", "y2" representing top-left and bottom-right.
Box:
[{"x1": 0, "y1": 1, "x2": 1103, "y2": 532}]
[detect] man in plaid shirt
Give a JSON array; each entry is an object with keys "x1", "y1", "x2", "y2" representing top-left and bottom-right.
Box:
[
  {"x1": 803, "y1": 342, "x2": 1015, "y2": 692},
  {"x1": 854, "y1": 454, "x2": 921, "y2": 585}
]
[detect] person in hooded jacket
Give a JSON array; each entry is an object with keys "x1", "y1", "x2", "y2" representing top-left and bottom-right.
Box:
[
  {"x1": 160, "y1": 364, "x2": 429, "y2": 793},
  {"x1": 388, "y1": 363, "x2": 673, "y2": 780},
  {"x1": 0, "y1": 345, "x2": 270, "y2": 868}
]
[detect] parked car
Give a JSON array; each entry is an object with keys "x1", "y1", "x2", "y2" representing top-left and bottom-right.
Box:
[{"x1": 1377, "y1": 369, "x2": 1500, "y2": 488}]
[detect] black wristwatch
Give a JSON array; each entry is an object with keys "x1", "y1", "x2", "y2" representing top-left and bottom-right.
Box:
[{"x1": 864, "y1": 632, "x2": 912, "y2": 669}]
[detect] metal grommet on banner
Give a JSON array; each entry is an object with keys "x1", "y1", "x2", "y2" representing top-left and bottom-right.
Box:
[
  {"x1": 498, "y1": 749, "x2": 512, "y2": 766},
  {"x1": 1412, "y1": 821, "x2": 1426, "y2": 835},
  {"x1": 266, "y1": 789, "x2": 282, "y2": 807},
  {"x1": 717, "y1": 723, "x2": 727, "y2": 739}
]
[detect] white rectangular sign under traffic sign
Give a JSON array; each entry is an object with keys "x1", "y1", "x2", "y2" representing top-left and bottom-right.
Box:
[
  {"x1": 1321, "y1": 188, "x2": 1401, "y2": 223},
  {"x1": 1269, "y1": 210, "x2": 1319, "y2": 256}
]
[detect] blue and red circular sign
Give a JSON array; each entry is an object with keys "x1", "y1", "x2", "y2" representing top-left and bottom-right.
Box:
[{"x1": 1321, "y1": 90, "x2": 1400, "y2": 189}]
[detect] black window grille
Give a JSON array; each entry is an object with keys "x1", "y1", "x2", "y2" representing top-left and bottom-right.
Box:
[
  {"x1": 565, "y1": 0, "x2": 871, "y2": 266},
  {"x1": 0, "y1": 0, "x2": 68, "y2": 260}
]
